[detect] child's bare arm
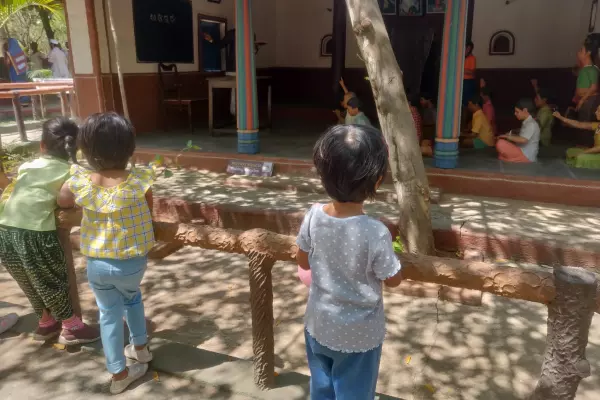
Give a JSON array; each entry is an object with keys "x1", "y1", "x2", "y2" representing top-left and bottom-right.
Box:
[
  {"x1": 57, "y1": 183, "x2": 75, "y2": 209},
  {"x1": 384, "y1": 271, "x2": 403, "y2": 288},
  {"x1": 0, "y1": 171, "x2": 10, "y2": 190},
  {"x1": 145, "y1": 188, "x2": 154, "y2": 211},
  {"x1": 297, "y1": 249, "x2": 310, "y2": 270},
  {"x1": 339, "y1": 78, "x2": 349, "y2": 94}
]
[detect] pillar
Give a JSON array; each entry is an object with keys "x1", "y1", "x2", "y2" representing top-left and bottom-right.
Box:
[
  {"x1": 64, "y1": 0, "x2": 106, "y2": 119},
  {"x1": 434, "y1": 0, "x2": 469, "y2": 169},
  {"x1": 235, "y1": 0, "x2": 260, "y2": 154},
  {"x1": 331, "y1": 0, "x2": 347, "y2": 105}
]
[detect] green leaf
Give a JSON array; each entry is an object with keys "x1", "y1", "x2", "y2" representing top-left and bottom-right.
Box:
[
  {"x1": 163, "y1": 169, "x2": 174, "y2": 178},
  {"x1": 186, "y1": 140, "x2": 193, "y2": 149},
  {"x1": 191, "y1": 145, "x2": 201, "y2": 150}
]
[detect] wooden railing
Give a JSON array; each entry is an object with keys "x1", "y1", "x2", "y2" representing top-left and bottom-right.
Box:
[{"x1": 56, "y1": 208, "x2": 598, "y2": 399}]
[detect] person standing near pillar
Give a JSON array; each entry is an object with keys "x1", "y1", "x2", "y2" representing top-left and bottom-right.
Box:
[{"x1": 462, "y1": 41, "x2": 477, "y2": 106}]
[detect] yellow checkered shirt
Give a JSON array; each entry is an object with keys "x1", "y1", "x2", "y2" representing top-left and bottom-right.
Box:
[{"x1": 67, "y1": 164, "x2": 155, "y2": 259}]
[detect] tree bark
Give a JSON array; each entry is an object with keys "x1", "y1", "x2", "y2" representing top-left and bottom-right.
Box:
[
  {"x1": 344, "y1": 0, "x2": 435, "y2": 255},
  {"x1": 531, "y1": 266, "x2": 597, "y2": 400},
  {"x1": 37, "y1": 6, "x2": 55, "y2": 46},
  {"x1": 248, "y1": 250, "x2": 276, "y2": 389},
  {"x1": 106, "y1": 0, "x2": 129, "y2": 119}
]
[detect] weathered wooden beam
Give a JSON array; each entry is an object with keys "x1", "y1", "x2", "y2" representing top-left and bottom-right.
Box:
[
  {"x1": 11, "y1": 92, "x2": 27, "y2": 142},
  {"x1": 56, "y1": 208, "x2": 600, "y2": 313}
]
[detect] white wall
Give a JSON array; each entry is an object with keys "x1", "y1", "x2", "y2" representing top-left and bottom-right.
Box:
[
  {"x1": 66, "y1": 0, "x2": 94, "y2": 74},
  {"x1": 274, "y1": 0, "x2": 363, "y2": 68},
  {"x1": 67, "y1": 0, "x2": 597, "y2": 75},
  {"x1": 472, "y1": 0, "x2": 593, "y2": 69}
]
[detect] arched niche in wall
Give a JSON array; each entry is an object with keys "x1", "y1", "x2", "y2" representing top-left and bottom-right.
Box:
[
  {"x1": 321, "y1": 35, "x2": 333, "y2": 57},
  {"x1": 489, "y1": 30, "x2": 515, "y2": 56}
]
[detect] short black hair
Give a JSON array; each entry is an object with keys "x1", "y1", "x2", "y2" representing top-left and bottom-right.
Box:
[
  {"x1": 537, "y1": 87, "x2": 553, "y2": 103},
  {"x1": 466, "y1": 41, "x2": 474, "y2": 49},
  {"x1": 41, "y1": 117, "x2": 78, "y2": 162},
  {"x1": 78, "y1": 112, "x2": 136, "y2": 171},
  {"x1": 313, "y1": 125, "x2": 388, "y2": 203},
  {"x1": 347, "y1": 97, "x2": 362, "y2": 110},
  {"x1": 469, "y1": 94, "x2": 483, "y2": 107},
  {"x1": 516, "y1": 98, "x2": 535, "y2": 113}
]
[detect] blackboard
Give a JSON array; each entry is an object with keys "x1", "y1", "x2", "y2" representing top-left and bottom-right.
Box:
[{"x1": 133, "y1": 0, "x2": 194, "y2": 64}]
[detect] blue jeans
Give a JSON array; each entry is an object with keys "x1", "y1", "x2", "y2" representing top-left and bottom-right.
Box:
[
  {"x1": 305, "y1": 330, "x2": 382, "y2": 400},
  {"x1": 87, "y1": 256, "x2": 148, "y2": 374}
]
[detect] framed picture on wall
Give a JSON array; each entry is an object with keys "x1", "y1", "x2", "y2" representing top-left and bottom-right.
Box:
[
  {"x1": 207, "y1": 0, "x2": 222, "y2": 3},
  {"x1": 399, "y1": 0, "x2": 424, "y2": 16},
  {"x1": 378, "y1": 0, "x2": 397, "y2": 16},
  {"x1": 427, "y1": 0, "x2": 446, "y2": 14}
]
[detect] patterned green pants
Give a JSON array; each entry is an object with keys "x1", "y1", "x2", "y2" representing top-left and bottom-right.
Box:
[{"x1": 0, "y1": 226, "x2": 73, "y2": 320}]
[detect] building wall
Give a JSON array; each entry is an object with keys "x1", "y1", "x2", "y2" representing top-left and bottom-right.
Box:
[
  {"x1": 66, "y1": 0, "x2": 600, "y2": 132},
  {"x1": 66, "y1": 0, "x2": 94, "y2": 74},
  {"x1": 472, "y1": 0, "x2": 593, "y2": 69}
]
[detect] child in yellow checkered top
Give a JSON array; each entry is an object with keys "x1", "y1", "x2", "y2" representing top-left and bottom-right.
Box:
[{"x1": 58, "y1": 113, "x2": 154, "y2": 395}]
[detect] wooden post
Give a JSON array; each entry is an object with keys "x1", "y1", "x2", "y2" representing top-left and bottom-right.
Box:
[
  {"x1": 531, "y1": 266, "x2": 597, "y2": 400},
  {"x1": 59, "y1": 92, "x2": 68, "y2": 117},
  {"x1": 331, "y1": 0, "x2": 347, "y2": 104},
  {"x1": 39, "y1": 95, "x2": 47, "y2": 119},
  {"x1": 11, "y1": 92, "x2": 27, "y2": 142},
  {"x1": 248, "y1": 250, "x2": 275, "y2": 389},
  {"x1": 57, "y1": 228, "x2": 82, "y2": 318},
  {"x1": 31, "y1": 96, "x2": 39, "y2": 121}
]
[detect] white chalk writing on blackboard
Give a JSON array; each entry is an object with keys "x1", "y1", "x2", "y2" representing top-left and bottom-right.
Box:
[{"x1": 150, "y1": 13, "x2": 176, "y2": 24}]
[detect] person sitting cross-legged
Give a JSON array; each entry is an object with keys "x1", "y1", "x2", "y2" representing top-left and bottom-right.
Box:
[
  {"x1": 496, "y1": 98, "x2": 541, "y2": 163},
  {"x1": 460, "y1": 95, "x2": 494, "y2": 149},
  {"x1": 554, "y1": 106, "x2": 600, "y2": 169}
]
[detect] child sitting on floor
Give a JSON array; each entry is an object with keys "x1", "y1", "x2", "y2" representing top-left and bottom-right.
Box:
[
  {"x1": 297, "y1": 124, "x2": 402, "y2": 399},
  {"x1": 496, "y1": 98, "x2": 540, "y2": 163},
  {"x1": 461, "y1": 95, "x2": 494, "y2": 149},
  {"x1": 0, "y1": 117, "x2": 99, "y2": 345},
  {"x1": 334, "y1": 77, "x2": 357, "y2": 123},
  {"x1": 480, "y1": 87, "x2": 497, "y2": 136},
  {"x1": 535, "y1": 87, "x2": 555, "y2": 146},
  {"x1": 58, "y1": 113, "x2": 155, "y2": 395},
  {"x1": 345, "y1": 97, "x2": 372, "y2": 127}
]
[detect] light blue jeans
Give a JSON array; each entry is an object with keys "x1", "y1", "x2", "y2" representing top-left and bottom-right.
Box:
[
  {"x1": 305, "y1": 330, "x2": 382, "y2": 400},
  {"x1": 87, "y1": 256, "x2": 148, "y2": 374}
]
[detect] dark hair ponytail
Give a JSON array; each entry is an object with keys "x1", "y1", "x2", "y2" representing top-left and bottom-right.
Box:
[{"x1": 41, "y1": 117, "x2": 79, "y2": 162}]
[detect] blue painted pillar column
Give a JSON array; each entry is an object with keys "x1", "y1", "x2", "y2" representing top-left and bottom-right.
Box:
[
  {"x1": 235, "y1": 0, "x2": 260, "y2": 154},
  {"x1": 435, "y1": 0, "x2": 469, "y2": 169}
]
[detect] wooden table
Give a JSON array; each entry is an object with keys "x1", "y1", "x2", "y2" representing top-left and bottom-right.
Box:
[{"x1": 207, "y1": 75, "x2": 272, "y2": 135}]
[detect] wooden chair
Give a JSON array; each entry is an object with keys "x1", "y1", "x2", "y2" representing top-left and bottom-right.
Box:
[{"x1": 158, "y1": 63, "x2": 206, "y2": 132}]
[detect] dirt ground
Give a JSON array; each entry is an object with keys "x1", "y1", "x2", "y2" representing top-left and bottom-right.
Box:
[{"x1": 2, "y1": 247, "x2": 600, "y2": 400}]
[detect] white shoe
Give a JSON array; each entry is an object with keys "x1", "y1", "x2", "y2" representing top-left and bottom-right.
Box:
[
  {"x1": 124, "y1": 344, "x2": 153, "y2": 363},
  {"x1": 110, "y1": 363, "x2": 148, "y2": 395}
]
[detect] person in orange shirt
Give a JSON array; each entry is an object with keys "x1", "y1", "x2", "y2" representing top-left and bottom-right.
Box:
[{"x1": 463, "y1": 41, "x2": 476, "y2": 106}]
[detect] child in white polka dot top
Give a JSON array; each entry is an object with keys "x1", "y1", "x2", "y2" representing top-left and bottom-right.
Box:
[{"x1": 296, "y1": 124, "x2": 402, "y2": 399}]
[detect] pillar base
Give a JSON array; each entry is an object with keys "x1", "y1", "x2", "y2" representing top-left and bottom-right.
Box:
[
  {"x1": 238, "y1": 131, "x2": 260, "y2": 154},
  {"x1": 434, "y1": 139, "x2": 459, "y2": 169}
]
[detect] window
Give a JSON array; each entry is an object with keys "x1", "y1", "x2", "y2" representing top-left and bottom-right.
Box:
[
  {"x1": 489, "y1": 31, "x2": 515, "y2": 56},
  {"x1": 197, "y1": 14, "x2": 227, "y2": 73},
  {"x1": 321, "y1": 35, "x2": 333, "y2": 57}
]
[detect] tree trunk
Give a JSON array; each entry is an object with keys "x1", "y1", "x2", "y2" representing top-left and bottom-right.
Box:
[
  {"x1": 344, "y1": 0, "x2": 435, "y2": 255},
  {"x1": 37, "y1": 6, "x2": 55, "y2": 45},
  {"x1": 531, "y1": 266, "x2": 597, "y2": 400},
  {"x1": 106, "y1": 0, "x2": 129, "y2": 119}
]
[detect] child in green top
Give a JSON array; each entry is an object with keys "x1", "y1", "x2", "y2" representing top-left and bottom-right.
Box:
[
  {"x1": 535, "y1": 87, "x2": 554, "y2": 146},
  {"x1": 0, "y1": 117, "x2": 99, "y2": 345}
]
